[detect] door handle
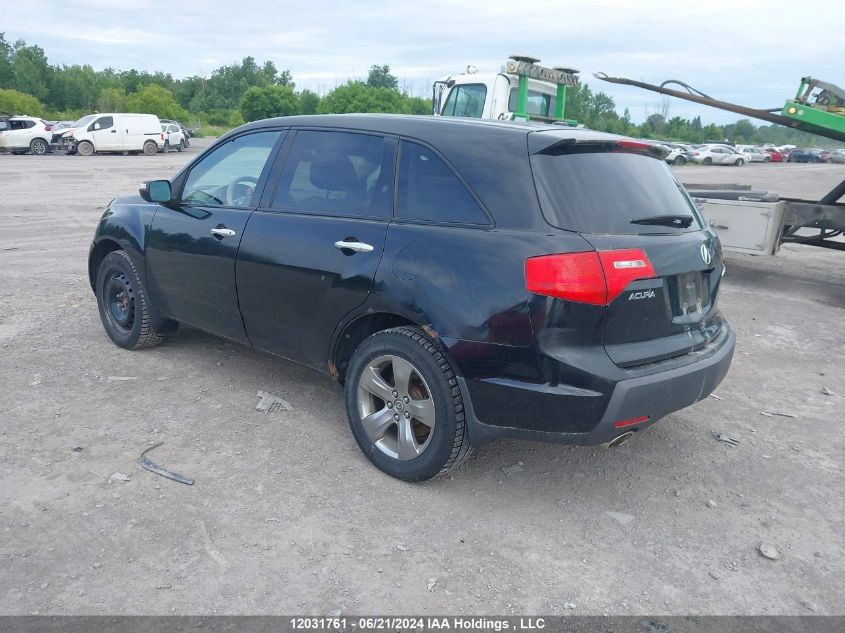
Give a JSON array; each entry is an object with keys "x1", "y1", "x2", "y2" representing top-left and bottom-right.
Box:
[
  {"x1": 210, "y1": 228, "x2": 237, "y2": 238},
  {"x1": 110, "y1": 129, "x2": 117, "y2": 133},
  {"x1": 334, "y1": 240, "x2": 374, "y2": 253}
]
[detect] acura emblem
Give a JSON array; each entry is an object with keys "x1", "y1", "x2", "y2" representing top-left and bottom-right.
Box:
[{"x1": 700, "y1": 244, "x2": 712, "y2": 266}]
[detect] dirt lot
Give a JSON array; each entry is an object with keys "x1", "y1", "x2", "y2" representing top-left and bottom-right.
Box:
[{"x1": 0, "y1": 144, "x2": 843, "y2": 616}]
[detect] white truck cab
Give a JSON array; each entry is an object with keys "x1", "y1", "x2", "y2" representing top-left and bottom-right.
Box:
[{"x1": 433, "y1": 55, "x2": 580, "y2": 123}]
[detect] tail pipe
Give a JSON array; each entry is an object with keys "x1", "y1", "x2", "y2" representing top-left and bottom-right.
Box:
[{"x1": 607, "y1": 431, "x2": 635, "y2": 449}]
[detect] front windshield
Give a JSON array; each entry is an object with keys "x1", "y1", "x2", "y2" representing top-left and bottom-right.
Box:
[{"x1": 71, "y1": 114, "x2": 97, "y2": 128}]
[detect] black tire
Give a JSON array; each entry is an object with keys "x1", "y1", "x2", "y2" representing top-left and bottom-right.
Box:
[
  {"x1": 702, "y1": 157, "x2": 713, "y2": 166},
  {"x1": 176, "y1": 140, "x2": 184, "y2": 152},
  {"x1": 163, "y1": 140, "x2": 170, "y2": 153},
  {"x1": 142, "y1": 140, "x2": 158, "y2": 156},
  {"x1": 763, "y1": 156, "x2": 771, "y2": 162},
  {"x1": 95, "y1": 250, "x2": 175, "y2": 350},
  {"x1": 30, "y1": 138, "x2": 48, "y2": 155},
  {"x1": 735, "y1": 158, "x2": 745, "y2": 166},
  {"x1": 344, "y1": 326, "x2": 472, "y2": 481},
  {"x1": 76, "y1": 141, "x2": 94, "y2": 156},
  {"x1": 672, "y1": 156, "x2": 686, "y2": 166}
]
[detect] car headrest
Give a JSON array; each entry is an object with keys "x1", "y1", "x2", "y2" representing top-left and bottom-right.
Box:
[{"x1": 309, "y1": 156, "x2": 358, "y2": 192}]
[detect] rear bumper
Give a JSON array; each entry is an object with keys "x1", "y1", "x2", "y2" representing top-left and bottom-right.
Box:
[{"x1": 459, "y1": 324, "x2": 735, "y2": 447}]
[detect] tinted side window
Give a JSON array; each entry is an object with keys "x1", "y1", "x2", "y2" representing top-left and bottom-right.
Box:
[
  {"x1": 441, "y1": 84, "x2": 487, "y2": 118},
  {"x1": 181, "y1": 131, "x2": 281, "y2": 207},
  {"x1": 397, "y1": 141, "x2": 489, "y2": 225},
  {"x1": 94, "y1": 116, "x2": 113, "y2": 130},
  {"x1": 271, "y1": 130, "x2": 393, "y2": 219}
]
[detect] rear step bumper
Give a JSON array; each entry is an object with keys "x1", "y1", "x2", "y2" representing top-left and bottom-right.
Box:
[{"x1": 459, "y1": 324, "x2": 735, "y2": 448}]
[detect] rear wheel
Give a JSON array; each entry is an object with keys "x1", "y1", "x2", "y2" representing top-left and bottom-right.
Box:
[
  {"x1": 177, "y1": 140, "x2": 185, "y2": 152},
  {"x1": 76, "y1": 141, "x2": 94, "y2": 156},
  {"x1": 345, "y1": 326, "x2": 472, "y2": 481},
  {"x1": 29, "y1": 138, "x2": 48, "y2": 155},
  {"x1": 142, "y1": 140, "x2": 158, "y2": 156},
  {"x1": 702, "y1": 157, "x2": 713, "y2": 166},
  {"x1": 672, "y1": 156, "x2": 686, "y2": 166},
  {"x1": 95, "y1": 250, "x2": 175, "y2": 350},
  {"x1": 163, "y1": 140, "x2": 170, "y2": 153}
]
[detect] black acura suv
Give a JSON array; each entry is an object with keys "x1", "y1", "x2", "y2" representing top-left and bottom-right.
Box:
[{"x1": 89, "y1": 114, "x2": 735, "y2": 481}]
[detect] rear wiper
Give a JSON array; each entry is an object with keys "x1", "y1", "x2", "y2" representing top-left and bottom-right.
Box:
[{"x1": 630, "y1": 214, "x2": 693, "y2": 228}]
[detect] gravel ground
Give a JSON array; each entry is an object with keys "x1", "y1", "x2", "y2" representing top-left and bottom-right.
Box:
[{"x1": 0, "y1": 143, "x2": 842, "y2": 615}]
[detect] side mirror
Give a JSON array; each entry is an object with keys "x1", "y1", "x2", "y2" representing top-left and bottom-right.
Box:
[{"x1": 140, "y1": 179, "x2": 172, "y2": 203}]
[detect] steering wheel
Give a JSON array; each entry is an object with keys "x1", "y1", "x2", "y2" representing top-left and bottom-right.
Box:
[{"x1": 225, "y1": 176, "x2": 259, "y2": 207}]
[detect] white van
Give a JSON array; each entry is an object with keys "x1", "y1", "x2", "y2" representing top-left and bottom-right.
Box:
[{"x1": 60, "y1": 113, "x2": 164, "y2": 156}]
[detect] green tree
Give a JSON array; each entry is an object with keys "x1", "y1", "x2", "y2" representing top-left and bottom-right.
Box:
[
  {"x1": 239, "y1": 85, "x2": 300, "y2": 121},
  {"x1": 10, "y1": 40, "x2": 52, "y2": 101},
  {"x1": 366, "y1": 64, "x2": 398, "y2": 90},
  {"x1": 0, "y1": 33, "x2": 13, "y2": 88},
  {"x1": 298, "y1": 89, "x2": 320, "y2": 115},
  {"x1": 0, "y1": 88, "x2": 44, "y2": 116},
  {"x1": 318, "y1": 81, "x2": 418, "y2": 114},
  {"x1": 97, "y1": 87, "x2": 126, "y2": 112},
  {"x1": 124, "y1": 84, "x2": 188, "y2": 120}
]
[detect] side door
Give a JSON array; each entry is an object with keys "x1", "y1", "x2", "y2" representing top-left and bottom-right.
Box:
[
  {"x1": 9, "y1": 119, "x2": 33, "y2": 148},
  {"x1": 236, "y1": 129, "x2": 395, "y2": 368},
  {"x1": 89, "y1": 115, "x2": 120, "y2": 151},
  {"x1": 145, "y1": 129, "x2": 285, "y2": 343}
]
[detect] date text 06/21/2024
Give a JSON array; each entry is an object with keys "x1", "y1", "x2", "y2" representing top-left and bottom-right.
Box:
[{"x1": 290, "y1": 617, "x2": 548, "y2": 631}]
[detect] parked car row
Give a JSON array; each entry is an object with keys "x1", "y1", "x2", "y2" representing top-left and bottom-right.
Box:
[
  {"x1": 647, "y1": 139, "x2": 844, "y2": 166},
  {"x1": 0, "y1": 112, "x2": 192, "y2": 156}
]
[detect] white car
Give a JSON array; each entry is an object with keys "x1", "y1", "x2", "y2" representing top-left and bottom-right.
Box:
[
  {"x1": 0, "y1": 116, "x2": 53, "y2": 154},
  {"x1": 736, "y1": 146, "x2": 771, "y2": 162},
  {"x1": 161, "y1": 123, "x2": 186, "y2": 152},
  {"x1": 655, "y1": 142, "x2": 688, "y2": 165},
  {"x1": 690, "y1": 144, "x2": 748, "y2": 166}
]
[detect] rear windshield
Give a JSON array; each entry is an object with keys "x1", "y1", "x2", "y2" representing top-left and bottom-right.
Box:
[{"x1": 531, "y1": 150, "x2": 703, "y2": 234}]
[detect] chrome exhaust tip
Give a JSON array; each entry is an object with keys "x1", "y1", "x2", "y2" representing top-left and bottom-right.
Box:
[{"x1": 607, "y1": 431, "x2": 635, "y2": 449}]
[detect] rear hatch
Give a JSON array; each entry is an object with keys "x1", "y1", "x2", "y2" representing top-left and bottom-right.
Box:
[{"x1": 528, "y1": 132, "x2": 726, "y2": 368}]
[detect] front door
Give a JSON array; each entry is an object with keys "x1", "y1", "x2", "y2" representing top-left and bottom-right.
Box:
[
  {"x1": 236, "y1": 129, "x2": 395, "y2": 368},
  {"x1": 90, "y1": 115, "x2": 121, "y2": 151},
  {"x1": 146, "y1": 129, "x2": 284, "y2": 343}
]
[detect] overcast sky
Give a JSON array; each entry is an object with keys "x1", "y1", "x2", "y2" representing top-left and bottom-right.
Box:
[{"x1": 4, "y1": 0, "x2": 842, "y2": 123}]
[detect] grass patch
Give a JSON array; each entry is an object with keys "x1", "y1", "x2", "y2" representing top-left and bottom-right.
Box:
[{"x1": 193, "y1": 125, "x2": 232, "y2": 138}]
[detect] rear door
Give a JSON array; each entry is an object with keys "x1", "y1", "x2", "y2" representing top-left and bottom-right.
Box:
[
  {"x1": 235, "y1": 129, "x2": 395, "y2": 368},
  {"x1": 529, "y1": 136, "x2": 726, "y2": 367},
  {"x1": 146, "y1": 129, "x2": 284, "y2": 343}
]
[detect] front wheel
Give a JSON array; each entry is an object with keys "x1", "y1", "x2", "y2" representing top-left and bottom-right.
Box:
[
  {"x1": 735, "y1": 158, "x2": 745, "y2": 166},
  {"x1": 345, "y1": 327, "x2": 472, "y2": 481},
  {"x1": 76, "y1": 141, "x2": 94, "y2": 156},
  {"x1": 95, "y1": 250, "x2": 175, "y2": 349},
  {"x1": 30, "y1": 138, "x2": 48, "y2": 155}
]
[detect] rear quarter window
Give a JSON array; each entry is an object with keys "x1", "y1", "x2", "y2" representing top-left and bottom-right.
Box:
[
  {"x1": 397, "y1": 141, "x2": 489, "y2": 225},
  {"x1": 530, "y1": 150, "x2": 703, "y2": 235}
]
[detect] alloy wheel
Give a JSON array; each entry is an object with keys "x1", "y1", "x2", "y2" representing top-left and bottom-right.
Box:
[{"x1": 356, "y1": 354, "x2": 436, "y2": 460}]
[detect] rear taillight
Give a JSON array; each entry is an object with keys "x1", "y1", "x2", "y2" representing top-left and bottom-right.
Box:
[
  {"x1": 616, "y1": 139, "x2": 654, "y2": 152},
  {"x1": 525, "y1": 248, "x2": 656, "y2": 306},
  {"x1": 44, "y1": 124, "x2": 52, "y2": 131},
  {"x1": 692, "y1": 151, "x2": 700, "y2": 156},
  {"x1": 160, "y1": 133, "x2": 164, "y2": 140}
]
